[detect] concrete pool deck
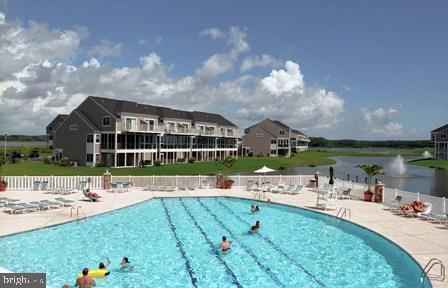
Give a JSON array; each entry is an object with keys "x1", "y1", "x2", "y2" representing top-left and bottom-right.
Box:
[{"x1": 0, "y1": 188, "x2": 447, "y2": 287}]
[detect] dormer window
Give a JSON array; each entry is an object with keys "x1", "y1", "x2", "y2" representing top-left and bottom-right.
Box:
[
  {"x1": 279, "y1": 130, "x2": 285, "y2": 135},
  {"x1": 102, "y1": 116, "x2": 111, "y2": 127}
]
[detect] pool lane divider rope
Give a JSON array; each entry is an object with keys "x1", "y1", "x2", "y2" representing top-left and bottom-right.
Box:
[
  {"x1": 196, "y1": 199, "x2": 286, "y2": 288},
  {"x1": 178, "y1": 198, "x2": 243, "y2": 288},
  {"x1": 215, "y1": 199, "x2": 327, "y2": 288},
  {"x1": 160, "y1": 199, "x2": 198, "y2": 288}
]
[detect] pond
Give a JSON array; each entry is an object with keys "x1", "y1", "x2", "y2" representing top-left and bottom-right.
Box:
[{"x1": 277, "y1": 156, "x2": 448, "y2": 198}]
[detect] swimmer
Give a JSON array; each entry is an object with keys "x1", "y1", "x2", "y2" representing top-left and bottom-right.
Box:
[
  {"x1": 120, "y1": 257, "x2": 133, "y2": 272},
  {"x1": 251, "y1": 204, "x2": 256, "y2": 213},
  {"x1": 98, "y1": 257, "x2": 111, "y2": 276},
  {"x1": 220, "y1": 236, "x2": 232, "y2": 252},
  {"x1": 249, "y1": 221, "x2": 261, "y2": 234},
  {"x1": 75, "y1": 268, "x2": 96, "y2": 288}
]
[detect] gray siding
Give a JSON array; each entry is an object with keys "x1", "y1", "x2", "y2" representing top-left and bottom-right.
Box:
[
  {"x1": 53, "y1": 112, "x2": 94, "y2": 166},
  {"x1": 78, "y1": 97, "x2": 116, "y2": 132},
  {"x1": 242, "y1": 126, "x2": 272, "y2": 156}
]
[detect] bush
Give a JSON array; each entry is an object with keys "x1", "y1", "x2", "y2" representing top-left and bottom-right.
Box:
[
  {"x1": 278, "y1": 166, "x2": 286, "y2": 170},
  {"x1": 188, "y1": 158, "x2": 195, "y2": 163},
  {"x1": 58, "y1": 157, "x2": 71, "y2": 167},
  {"x1": 177, "y1": 158, "x2": 186, "y2": 163},
  {"x1": 44, "y1": 157, "x2": 54, "y2": 165},
  {"x1": 154, "y1": 160, "x2": 161, "y2": 167},
  {"x1": 95, "y1": 161, "x2": 105, "y2": 167},
  {"x1": 248, "y1": 152, "x2": 253, "y2": 157}
]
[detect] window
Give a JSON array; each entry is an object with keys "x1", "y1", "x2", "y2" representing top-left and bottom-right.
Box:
[
  {"x1": 270, "y1": 150, "x2": 276, "y2": 155},
  {"x1": 102, "y1": 116, "x2": 111, "y2": 127},
  {"x1": 49, "y1": 135, "x2": 53, "y2": 140},
  {"x1": 256, "y1": 133, "x2": 263, "y2": 137},
  {"x1": 271, "y1": 139, "x2": 277, "y2": 144},
  {"x1": 86, "y1": 154, "x2": 93, "y2": 162},
  {"x1": 441, "y1": 133, "x2": 447, "y2": 139},
  {"x1": 69, "y1": 124, "x2": 78, "y2": 131},
  {"x1": 279, "y1": 130, "x2": 285, "y2": 135},
  {"x1": 125, "y1": 118, "x2": 137, "y2": 130},
  {"x1": 148, "y1": 120, "x2": 155, "y2": 131},
  {"x1": 95, "y1": 154, "x2": 100, "y2": 162},
  {"x1": 86, "y1": 135, "x2": 93, "y2": 143},
  {"x1": 95, "y1": 135, "x2": 100, "y2": 143}
]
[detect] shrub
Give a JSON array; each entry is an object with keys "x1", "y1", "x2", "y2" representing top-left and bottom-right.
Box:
[
  {"x1": 248, "y1": 152, "x2": 253, "y2": 157},
  {"x1": 188, "y1": 158, "x2": 195, "y2": 163},
  {"x1": 95, "y1": 161, "x2": 105, "y2": 167},
  {"x1": 44, "y1": 157, "x2": 54, "y2": 165},
  {"x1": 177, "y1": 158, "x2": 185, "y2": 163},
  {"x1": 58, "y1": 157, "x2": 71, "y2": 167},
  {"x1": 278, "y1": 166, "x2": 286, "y2": 170},
  {"x1": 154, "y1": 160, "x2": 161, "y2": 167}
]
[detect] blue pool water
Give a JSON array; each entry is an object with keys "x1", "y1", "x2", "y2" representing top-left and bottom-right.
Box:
[{"x1": 0, "y1": 197, "x2": 430, "y2": 287}]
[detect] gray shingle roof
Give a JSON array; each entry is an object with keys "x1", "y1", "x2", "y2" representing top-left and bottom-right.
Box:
[
  {"x1": 89, "y1": 96, "x2": 237, "y2": 127},
  {"x1": 432, "y1": 123, "x2": 448, "y2": 133}
]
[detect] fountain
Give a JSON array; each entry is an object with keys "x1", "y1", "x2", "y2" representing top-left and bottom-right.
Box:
[
  {"x1": 390, "y1": 155, "x2": 407, "y2": 177},
  {"x1": 422, "y1": 151, "x2": 432, "y2": 159}
]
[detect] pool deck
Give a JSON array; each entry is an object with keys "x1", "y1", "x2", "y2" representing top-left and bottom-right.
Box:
[{"x1": 1, "y1": 187, "x2": 447, "y2": 287}]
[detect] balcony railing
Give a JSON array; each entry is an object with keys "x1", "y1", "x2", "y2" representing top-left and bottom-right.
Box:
[{"x1": 120, "y1": 123, "x2": 238, "y2": 137}]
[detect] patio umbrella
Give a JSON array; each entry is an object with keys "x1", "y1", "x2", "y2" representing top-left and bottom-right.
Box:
[
  {"x1": 254, "y1": 166, "x2": 276, "y2": 185},
  {"x1": 329, "y1": 166, "x2": 334, "y2": 185}
]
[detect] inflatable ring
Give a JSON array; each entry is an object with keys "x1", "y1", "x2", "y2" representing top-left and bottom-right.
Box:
[{"x1": 78, "y1": 269, "x2": 110, "y2": 278}]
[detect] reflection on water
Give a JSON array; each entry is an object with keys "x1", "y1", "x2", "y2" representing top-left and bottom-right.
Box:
[{"x1": 273, "y1": 156, "x2": 448, "y2": 197}]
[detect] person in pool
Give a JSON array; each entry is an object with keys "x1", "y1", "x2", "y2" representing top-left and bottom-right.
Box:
[
  {"x1": 249, "y1": 221, "x2": 261, "y2": 234},
  {"x1": 75, "y1": 268, "x2": 96, "y2": 288},
  {"x1": 255, "y1": 205, "x2": 260, "y2": 212},
  {"x1": 120, "y1": 257, "x2": 133, "y2": 271},
  {"x1": 98, "y1": 258, "x2": 111, "y2": 276},
  {"x1": 220, "y1": 236, "x2": 232, "y2": 252},
  {"x1": 250, "y1": 204, "x2": 256, "y2": 213}
]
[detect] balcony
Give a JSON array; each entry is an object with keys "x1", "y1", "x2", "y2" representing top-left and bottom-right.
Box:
[{"x1": 120, "y1": 123, "x2": 238, "y2": 138}]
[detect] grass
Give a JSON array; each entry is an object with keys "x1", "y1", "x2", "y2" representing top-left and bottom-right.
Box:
[
  {"x1": 1, "y1": 148, "x2": 432, "y2": 176},
  {"x1": 407, "y1": 159, "x2": 448, "y2": 170}
]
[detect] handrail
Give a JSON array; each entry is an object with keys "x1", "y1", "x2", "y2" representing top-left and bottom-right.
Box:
[
  {"x1": 420, "y1": 258, "x2": 445, "y2": 287},
  {"x1": 76, "y1": 206, "x2": 86, "y2": 223},
  {"x1": 336, "y1": 207, "x2": 351, "y2": 219},
  {"x1": 70, "y1": 207, "x2": 76, "y2": 218}
]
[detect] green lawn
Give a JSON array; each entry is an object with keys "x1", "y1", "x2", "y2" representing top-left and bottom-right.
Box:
[
  {"x1": 407, "y1": 159, "x2": 448, "y2": 170},
  {"x1": 1, "y1": 149, "x2": 432, "y2": 176}
]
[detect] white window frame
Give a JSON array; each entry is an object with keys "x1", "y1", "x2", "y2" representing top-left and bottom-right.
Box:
[
  {"x1": 441, "y1": 133, "x2": 447, "y2": 139},
  {"x1": 86, "y1": 153, "x2": 93, "y2": 163},
  {"x1": 144, "y1": 118, "x2": 157, "y2": 131},
  {"x1": 86, "y1": 134, "x2": 94, "y2": 143},
  {"x1": 125, "y1": 117, "x2": 137, "y2": 131}
]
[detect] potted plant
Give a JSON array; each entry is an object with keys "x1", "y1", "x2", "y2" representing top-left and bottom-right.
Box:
[
  {"x1": 221, "y1": 156, "x2": 237, "y2": 189},
  {"x1": 0, "y1": 154, "x2": 7, "y2": 192},
  {"x1": 357, "y1": 164, "x2": 383, "y2": 202}
]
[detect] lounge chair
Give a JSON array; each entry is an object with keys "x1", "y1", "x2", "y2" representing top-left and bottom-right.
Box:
[
  {"x1": 82, "y1": 189, "x2": 98, "y2": 202},
  {"x1": 178, "y1": 185, "x2": 187, "y2": 191},
  {"x1": 271, "y1": 183, "x2": 286, "y2": 193},
  {"x1": 289, "y1": 185, "x2": 304, "y2": 195},
  {"x1": 188, "y1": 185, "x2": 196, "y2": 191},
  {"x1": 339, "y1": 188, "x2": 352, "y2": 199},
  {"x1": 0, "y1": 197, "x2": 19, "y2": 205},
  {"x1": 400, "y1": 201, "x2": 431, "y2": 218},
  {"x1": 54, "y1": 197, "x2": 74, "y2": 206},
  {"x1": 33, "y1": 181, "x2": 41, "y2": 191},
  {"x1": 384, "y1": 195, "x2": 402, "y2": 211},
  {"x1": 39, "y1": 200, "x2": 63, "y2": 208},
  {"x1": 424, "y1": 213, "x2": 448, "y2": 224},
  {"x1": 165, "y1": 186, "x2": 176, "y2": 192},
  {"x1": 3, "y1": 204, "x2": 27, "y2": 214},
  {"x1": 200, "y1": 180, "x2": 209, "y2": 189},
  {"x1": 29, "y1": 201, "x2": 51, "y2": 211},
  {"x1": 41, "y1": 181, "x2": 49, "y2": 191},
  {"x1": 16, "y1": 202, "x2": 39, "y2": 212}
]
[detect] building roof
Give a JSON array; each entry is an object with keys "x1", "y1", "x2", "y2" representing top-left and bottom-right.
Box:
[
  {"x1": 245, "y1": 118, "x2": 308, "y2": 138},
  {"x1": 89, "y1": 96, "x2": 237, "y2": 127},
  {"x1": 432, "y1": 123, "x2": 448, "y2": 133},
  {"x1": 47, "y1": 114, "x2": 68, "y2": 130}
]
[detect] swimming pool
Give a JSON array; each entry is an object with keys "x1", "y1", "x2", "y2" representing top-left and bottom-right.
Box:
[{"x1": 0, "y1": 197, "x2": 430, "y2": 287}]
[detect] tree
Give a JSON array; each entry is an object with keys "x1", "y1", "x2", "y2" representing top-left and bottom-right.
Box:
[{"x1": 357, "y1": 164, "x2": 383, "y2": 193}]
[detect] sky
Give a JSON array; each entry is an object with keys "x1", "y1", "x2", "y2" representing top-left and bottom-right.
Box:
[{"x1": 0, "y1": 0, "x2": 447, "y2": 139}]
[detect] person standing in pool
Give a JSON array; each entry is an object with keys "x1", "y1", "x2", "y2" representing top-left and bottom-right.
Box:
[
  {"x1": 98, "y1": 257, "x2": 111, "y2": 276},
  {"x1": 249, "y1": 221, "x2": 261, "y2": 234},
  {"x1": 220, "y1": 236, "x2": 232, "y2": 252},
  {"x1": 120, "y1": 257, "x2": 133, "y2": 271},
  {"x1": 75, "y1": 268, "x2": 96, "y2": 288}
]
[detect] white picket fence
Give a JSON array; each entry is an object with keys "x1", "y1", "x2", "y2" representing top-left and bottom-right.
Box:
[
  {"x1": 3, "y1": 174, "x2": 446, "y2": 214},
  {"x1": 3, "y1": 176, "x2": 103, "y2": 190}
]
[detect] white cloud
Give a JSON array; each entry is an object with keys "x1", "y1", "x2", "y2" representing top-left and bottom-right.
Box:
[
  {"x1": 89, "y1": 39, "x2": 122, "y2": 58},
  {"x1": 261, "y1": 61, "x2": 304, "y2": 96},
  {"x1": 0, "y1": 13, "x2": 344, "y2": 135},
  {"x1": 0, "y1": 11, "x2": 5, "y2": 25},
  {"x1": 200, "y1": 28, "x2": 224, "y2": 40},
  {"x1": 241, "y1": 54, "x2": 282, "y2": 72},
  {"x1": 361, "y1": 107, "x2": 403, "y2": 136}
]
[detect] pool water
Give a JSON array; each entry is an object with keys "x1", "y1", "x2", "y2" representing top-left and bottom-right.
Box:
[{"x1": 0, "y1": 197, "x2": 430, "y2": 287}]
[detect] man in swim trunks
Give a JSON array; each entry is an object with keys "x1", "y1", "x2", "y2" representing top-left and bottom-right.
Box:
[
  {"x1": 75, "y1": 268, "x2": 96, "y2": 288},
  {"x1": 220, "y1": 236, "x2": 232, "y2": 252},
  {"x1": 249, "y1": 221, "x2": 261, "y2": 234}
]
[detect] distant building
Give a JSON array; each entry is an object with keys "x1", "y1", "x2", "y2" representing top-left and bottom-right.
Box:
[
  {"x1": 46, "y1": 114, "x2": 68, "y2": 149},
  {"x1": 431, "y1": 123, "x2": 448, "y2": 160},
  {"x1": 242, "y1": 119, "x2": 310, "y2": 157},
  {"x1": 48, "y1": 96, "x2": 238, "y2": 167}
]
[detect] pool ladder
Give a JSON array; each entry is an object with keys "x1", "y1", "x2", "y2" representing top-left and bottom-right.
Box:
[
  {"x1": 70, "y1": 206, "x2": 86, "y2": 223},
  {"x1": 336, "y1": 207, "x2": 351, "y2": 219},
  {"x1": 420, "y1": 258, "x2": 445, "y2": 287}
]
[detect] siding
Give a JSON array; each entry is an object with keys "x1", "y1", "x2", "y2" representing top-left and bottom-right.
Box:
[
  {"x1": 242, "y1": 126, "x2": 272, "y2": 156},
  {"x1": 78, "y1": 97, "x2": 116, "y2": 132},
  {"x1": 53, "y1": 112, "x2": 94, "y2": 166}
]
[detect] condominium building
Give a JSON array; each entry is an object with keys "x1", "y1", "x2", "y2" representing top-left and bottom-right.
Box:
[
  {"x1": 46, "y1": 114, "x2": 68, "y2": 150},
  {"x1": 431, "y1": 123, "x2": 448, "y2": 160},
  {"x1": 49, "y1": 96, "x2": 238, "y2": 167},
  {"x1": 242, "y1": 119, "x2": 310, "y2": 157}
]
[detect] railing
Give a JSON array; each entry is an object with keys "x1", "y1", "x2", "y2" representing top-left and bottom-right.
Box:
[
  {"x1": 3, "y1": 176, "x2": 103, "y2": 190},
  {"x1": 4, "y1": 174, "x2": 447, "y2": 214}
]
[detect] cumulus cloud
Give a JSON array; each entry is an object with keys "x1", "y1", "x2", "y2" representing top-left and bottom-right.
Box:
[
  {"x1": 361, "y1": 107, "x2": 403, "y2": 136},
  {"x1": 89, "y1": 39, "x2": 122, "y2": 58},
  {"x1": 240, "y1": 54, "x2": 282, "y2": 72},
  {"x1": 0, "y1": 13, "x2": 344, "y2": 135},
  {"x1": 200, "y1": 28, "x2": 225, "y2": 40},
  {"x1": 0, "y1": 11, "x2": 5, "y2": 24}
]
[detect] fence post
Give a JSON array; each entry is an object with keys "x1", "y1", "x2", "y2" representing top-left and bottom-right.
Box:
[
  {"x1": 152, "y1": 175, "x2": 155, "y2": 185},
  {"x1": 25, "y1": 175, "x2": 28, "y2": 190},
  {"x1": 238, "y1": 175, "x2": 241, "y2": 187},
  {"x1": 175, "y1": 175, "x2": 178, "y2": 187},
  {"x1": 443, "y1": 197, "x2": 446, "y2": 214},
  {"x1": 417, "y1": 192, "x2": 420, "y2": 201},
  {"x1": 198, "y1": 175, "x2": 201, "y2": 187}
]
